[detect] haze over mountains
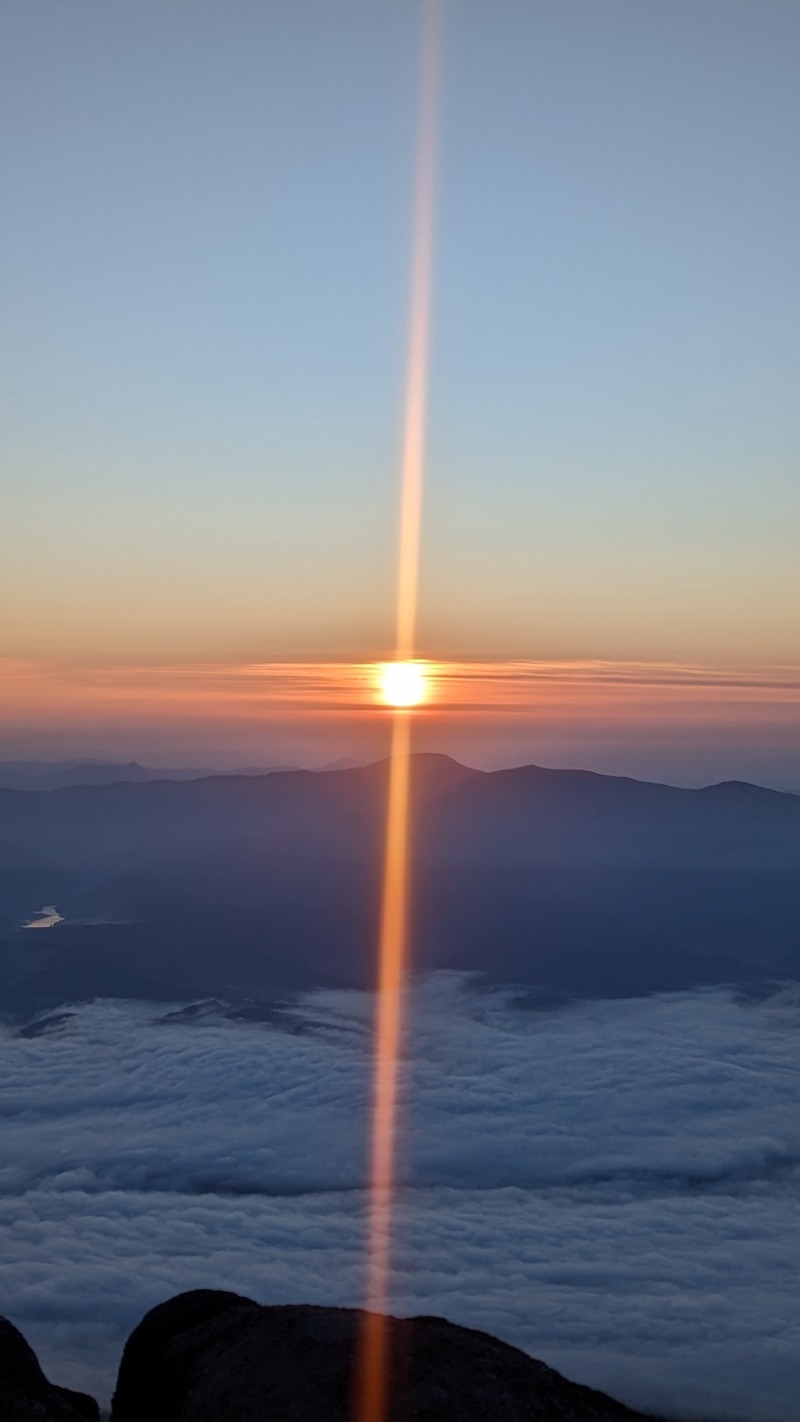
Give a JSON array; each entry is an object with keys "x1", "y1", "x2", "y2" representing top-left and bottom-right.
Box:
[
  {"x1": 0, "y1": 760, "x2": 299, "y2": 792},
  {"x1": 1, "y1": 755, "x2": 798, "y2": 1022}
]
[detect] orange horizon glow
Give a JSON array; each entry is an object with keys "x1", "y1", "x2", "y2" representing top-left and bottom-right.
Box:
[{"x1": 3, "y1": 655, "x2": 799, "y2": 726}]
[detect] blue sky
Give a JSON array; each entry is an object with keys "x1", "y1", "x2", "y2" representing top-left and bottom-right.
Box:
[{"x1": 3, "y1": 0, "x2": 799, "y2": 665}]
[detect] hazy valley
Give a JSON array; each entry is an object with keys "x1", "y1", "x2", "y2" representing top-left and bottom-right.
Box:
[{"x1": 2, "y1": 756, "x2": 799, "y2": 1021}]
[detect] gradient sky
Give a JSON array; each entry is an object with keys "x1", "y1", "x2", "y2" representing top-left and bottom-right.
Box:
[{"x1": 3, "y1": 1, "x2": 799, "y2": 776}]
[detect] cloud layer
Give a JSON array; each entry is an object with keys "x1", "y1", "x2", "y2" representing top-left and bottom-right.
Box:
[{"x1": 2, "y1": 977, "x2": 799, "y2": 1420}]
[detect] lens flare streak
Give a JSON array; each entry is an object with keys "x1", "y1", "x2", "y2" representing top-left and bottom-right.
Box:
[
  {"x1": 357, "y1": 710, "x2": 412, "y2": 1422},
  {"x1": 356, "y1": 4, "x2": 443, "y2": 1420}
]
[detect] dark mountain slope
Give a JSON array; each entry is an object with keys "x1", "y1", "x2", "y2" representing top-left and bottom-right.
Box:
[{"x1": 1, "y1": 756, "x2": 798, "y2": 1017}]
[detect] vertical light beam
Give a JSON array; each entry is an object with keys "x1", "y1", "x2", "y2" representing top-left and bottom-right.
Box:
[
  {"x1": 356, "y1": 5, "x2": 443, "y2": 1422},
  {"x1": 357, "y1": 709, "x2": 411, "y2": 1422},
  {"x1": 394, "y1": 0, "x2": 442, "y2": 666}
]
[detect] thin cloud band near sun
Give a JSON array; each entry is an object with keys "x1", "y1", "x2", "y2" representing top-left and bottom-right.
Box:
[{"x1": 3, "y1": 656, "x2": 799, "y2": 725}]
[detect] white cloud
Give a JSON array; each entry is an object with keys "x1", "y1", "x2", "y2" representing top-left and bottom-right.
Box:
[{"x1": 1, "y1": 977, "x2": 799, "y2": 1420}]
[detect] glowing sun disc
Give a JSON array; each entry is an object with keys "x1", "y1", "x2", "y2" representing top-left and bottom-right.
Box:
[{"x1": 379, "y1": 661, "x2": 428, "y2": 708}]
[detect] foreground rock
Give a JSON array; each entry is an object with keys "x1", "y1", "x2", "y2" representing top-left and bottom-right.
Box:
[
  {"x1": 0, "y1": 1317, "x2": 99, "y2": 1422},
  {"x1": 111, "y1": 1289, "x2": 666, "y2": 1422}
]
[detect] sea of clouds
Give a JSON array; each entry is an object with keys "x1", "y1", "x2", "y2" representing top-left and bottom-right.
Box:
[{"x1": 1, "y1": 974, "x2": 799, "y2": 1420}]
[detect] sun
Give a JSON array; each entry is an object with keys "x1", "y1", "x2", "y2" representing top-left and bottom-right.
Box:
[{"x1": 378, "y1": 660, "x2": 428, "y2": 708}]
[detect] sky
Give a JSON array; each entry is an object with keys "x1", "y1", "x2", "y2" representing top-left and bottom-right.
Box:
[
  {"x1": 3, "y1": 1, "x2": 799, "y2": 778},
  {"x1": 3, "y1": 978, "x2": 800, "y2": 1421}
]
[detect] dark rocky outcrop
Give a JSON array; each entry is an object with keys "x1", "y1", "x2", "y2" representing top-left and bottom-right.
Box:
[
  {"x1": 111, "y1": 1289, "x2": 667, "y2": 1422},
  {"x1": 0, "y1": 1316, "x2": 99, "y2": 1421}
]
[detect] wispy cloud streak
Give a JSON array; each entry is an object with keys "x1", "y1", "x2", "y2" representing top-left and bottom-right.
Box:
[{"x1": 2, "y1": 657, "x2": 798, "y2": 718}]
